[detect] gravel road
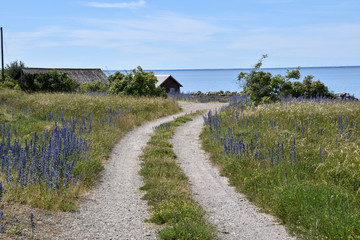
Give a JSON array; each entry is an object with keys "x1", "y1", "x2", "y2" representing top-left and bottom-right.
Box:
[
  {"x1": 171, "y1": 103, "x2": 295, "y2": 240},
  {"x1": 44, "y1": 101, "x2": 223, "y2": 240},
  {"x1": 37, "y1": 101, "x2": 294, "y2": 240}
]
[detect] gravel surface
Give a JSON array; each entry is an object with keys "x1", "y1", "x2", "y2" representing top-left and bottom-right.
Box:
[
  {"x1": 41, "y1": 101, "x2": 221, "y2": 240},
  {"x1": 33, "y1": 101, "x2": 294, "y2": 240},
  {"x1": 172, "y1": 103, "x2": 295, "y2": 240}
]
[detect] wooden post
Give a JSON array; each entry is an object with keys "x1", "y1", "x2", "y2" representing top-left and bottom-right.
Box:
[{"x1": 1, "y1": 27, "x2": 4, "y2": 82}]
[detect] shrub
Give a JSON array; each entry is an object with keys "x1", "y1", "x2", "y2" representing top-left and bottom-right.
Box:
[
  {"x1": 78, "y1": 80, "x2": 109, "y2": 93},
  {"x1": 238, "y1": 55, "x2": 333, "y2": 105},
  {"x1": 0, "y1": 74, "x2": 18, "y2": 89},
  {"x1": 108, "y1": 71, "x2": 125, "y2": 84},
  {"x1": 0, "y1": 60, "x2": 24, "y2": 89},
  {"x1": 5, "y1": 60, "x2": 24, "y2": 79},
  {"x1": 20, "y1": 70, "x2": 79, "y2": 92},
  {"x1": 109, "y1": 66, "x2": 167, "y2": 97}
]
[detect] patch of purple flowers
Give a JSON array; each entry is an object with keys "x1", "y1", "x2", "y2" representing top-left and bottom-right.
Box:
[{"x1": 0, "y1": 121, "x2": 91, "y2": 190}]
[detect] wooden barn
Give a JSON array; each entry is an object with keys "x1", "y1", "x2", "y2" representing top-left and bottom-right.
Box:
[
  {"x1": 155, "y1": 75, "x2": 182, "y2": 94},
  {"x1": 16, "y1": 68, "x2": 108, "y2": 84}
]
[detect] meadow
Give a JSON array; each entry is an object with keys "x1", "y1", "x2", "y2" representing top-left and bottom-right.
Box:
[
  {"x1": 0, "y1": 89, "x2": 180, "y2": 236},
  {"x1": 201, "y1": 97, "x2": 360, "y2": 239}
]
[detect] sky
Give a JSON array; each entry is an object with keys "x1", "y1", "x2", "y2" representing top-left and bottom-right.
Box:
[{"x1": 1, "y1": 0, "x2": 360, "y2": 70}]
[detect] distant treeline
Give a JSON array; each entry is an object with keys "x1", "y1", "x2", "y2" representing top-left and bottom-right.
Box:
[{"x1": 1, "y1": 62, "x2": 166, "y2": 97}]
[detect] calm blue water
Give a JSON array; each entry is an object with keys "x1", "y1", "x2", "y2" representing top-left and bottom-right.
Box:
[{"x1": 105, "y1": 66, "x2": 360, "y2": 97}]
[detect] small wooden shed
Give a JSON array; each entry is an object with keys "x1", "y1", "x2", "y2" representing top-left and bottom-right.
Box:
[
  {"x1": 155, "y1": 75, "x2": 182, "y2": 94},
  {"x1": 16, "y1": 68, "x2": 108, "y2": 84}
]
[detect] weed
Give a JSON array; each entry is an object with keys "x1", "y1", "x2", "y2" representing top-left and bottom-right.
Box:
[
  {"x1": 202, "y1": 99, "x2": 360, "y2": 239},
  {"x1": 0, "y1": 89, "x2": 180, "y2": 238},
  {"x1": 140, "y1": 112, "x2": 215, "y2": 239}
]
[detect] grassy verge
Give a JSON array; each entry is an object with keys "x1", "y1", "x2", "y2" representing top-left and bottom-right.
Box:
[
  {"x1": 0, "y1": 89, "x2": 180, "y2": 238},
  {"x1": 140, "y1": 113, "x2": 216, "y2": 239},
  {"x1": 201, "y1": 100, "x2": 360, "y2": 239}
]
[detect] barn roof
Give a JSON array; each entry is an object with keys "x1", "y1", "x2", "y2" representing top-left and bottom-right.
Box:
[
  {"x1": 155, "y1": 75, "x2": 183, "y2": 87},
  {"x1": 18, "y1": 68, "x2": 108, "y2": 84}
]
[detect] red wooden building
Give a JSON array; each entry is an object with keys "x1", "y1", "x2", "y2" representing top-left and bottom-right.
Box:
[{"x1": 155, "y1": 75, "x2": 183, "y2": 94}]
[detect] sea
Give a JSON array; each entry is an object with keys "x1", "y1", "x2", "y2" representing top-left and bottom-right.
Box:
[{"x1": 104, "y1": 66, "x2": 360, "y2": 98}]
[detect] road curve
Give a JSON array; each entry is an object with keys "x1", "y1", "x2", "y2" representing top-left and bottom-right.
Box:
[{"x1": 48, "y1": 101, "x2": 224, "y2": 240}]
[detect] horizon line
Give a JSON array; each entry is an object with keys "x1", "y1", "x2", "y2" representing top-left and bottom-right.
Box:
[{"x1": 104, "y1": 65, "x2": 360, "y2": 72}]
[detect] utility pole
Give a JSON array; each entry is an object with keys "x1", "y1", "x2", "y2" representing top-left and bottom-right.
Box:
[{"x1": 1, "y1": 27, "x2": 4, "y2": 82}]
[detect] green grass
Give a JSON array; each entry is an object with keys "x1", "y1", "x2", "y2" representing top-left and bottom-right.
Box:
[
  {"x1": 201, "y1": 100, "x2": 360, "y2": 239},
  {"x1": 140, "y1": 113, "x2": 216, "y2": 239},
  {"x1": 0, "y1": 89, "x2": 181, "y2": 211}
]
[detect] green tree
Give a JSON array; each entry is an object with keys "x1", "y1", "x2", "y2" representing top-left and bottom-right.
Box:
[
  {"x1": 109, "y1": 66, "x2": 166, "y2": 97},
  {"x1": 0, "y1": 60, "x2": 24, "y2": 88},
  {"x1": 238, "y1": 55, "x2": 333, "y2": 105},
  {"x1": 108, "y1": 71, "x2": 125, "y2": 84},
  {"x1": 310, "y1": 80, "x2": 332, "y2": 98},
  {"x1": 290, "y1": 81, "x2": 304, "y2": 98},
  {"x1": 302, "y1": 75, "x2": 314, "y2": 98},
  {"x1": 238, "y1": 55, "x2": 300, "y2": 105},
  {"x1": 5, "y1": 60, "x2": 24, "y2": 79}
]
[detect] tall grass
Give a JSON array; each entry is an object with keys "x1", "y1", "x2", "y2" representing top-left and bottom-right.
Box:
[
  {"x1": 201, "y1": 99, "x2": 360, "y2": 239},
  {"x1": 0, "y1": 89, "x2": 180, "y2": 211}
]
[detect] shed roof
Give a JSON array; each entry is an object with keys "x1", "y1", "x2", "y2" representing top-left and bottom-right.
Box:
[
  {"x1": 155, "y1": 75, "x2": 183, "y2": 87},
  {"x1": 18, "y1": 68, "x2": 108, "y2": 84}
]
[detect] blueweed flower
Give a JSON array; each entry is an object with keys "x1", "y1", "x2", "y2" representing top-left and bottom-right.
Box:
[
  {"x1": 250, "y1": 138, "x2": 253, "y2": 153},
  {"x1": 301, "y1": 124, "x2": 305, "y2": 137},
  {"x1": 290, "y1": 145, "x2": 296, "y2": 165},
  {"x1": 345, "y1": 116, "x2": 348, "y2": 127},
  {"x1": 12, "y1": 215, "x2": 20, "y2": 223},
  {"x1": 29, "y1": 212, "x2": 36, "y2": 231},
  {"x1": 0, "y1": 180, "x2": 3, "y2": 201},
  {"x1": 0, "y1": 119, "x2": 91, "y2": 191}
]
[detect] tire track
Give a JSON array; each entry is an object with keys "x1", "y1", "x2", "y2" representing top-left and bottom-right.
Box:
[
  {"x1": 171, "y1": 111, "x2": 295, "y2": 240},
  {"x1": 45, "y1": 102, "x2": 222, "y2": 239}
]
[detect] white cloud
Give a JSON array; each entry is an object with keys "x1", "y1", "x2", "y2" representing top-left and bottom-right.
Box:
[
  {"x1": 87, "y1": 1, "x2": 146, "y2": 9},
  {"x1": 5, "y1": 13, "x2": 222, "y2": 61}
]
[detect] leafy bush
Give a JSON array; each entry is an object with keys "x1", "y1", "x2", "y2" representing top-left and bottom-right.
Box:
[
  {"x1": 238, "y1": 55, "x2": 333, "y2": 105},
  {"x1": 109, "y1": 66, "x2": 166, "y2": 97},
  {"x1": 0, "y1": 74, "x2": 19, "y2": 89},
  {"x1": 5, "y1": 60, "x2": 24, "y2": 79},
  {"x1": 78, "y1": 80, "x2": 109, "y2": 93},
  {"x1": 108, "y1": 71, "x2": 125, "y2": 84},
  {"x1": 20, "y1": 70, "x2": 79, "y2": 92},
  {"x1": 0, "y1": 60, "x2": 23, "y2": 90}
]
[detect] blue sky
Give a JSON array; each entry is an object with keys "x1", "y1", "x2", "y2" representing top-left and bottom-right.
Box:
[{"x1": 1, "y1": 0, "x2": 360, "y2": 69}]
